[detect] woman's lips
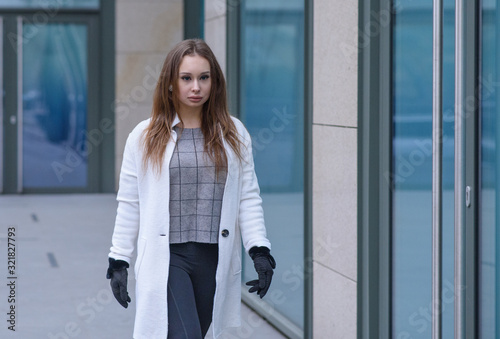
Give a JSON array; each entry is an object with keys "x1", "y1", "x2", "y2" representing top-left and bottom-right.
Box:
[{"x1": 188, "y1": 96, "x2": 203, "y2": 102}]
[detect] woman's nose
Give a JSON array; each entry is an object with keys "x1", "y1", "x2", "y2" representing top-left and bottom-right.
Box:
[{"x1": 192, "y1": 80, "x2": 200, "y2": 92}]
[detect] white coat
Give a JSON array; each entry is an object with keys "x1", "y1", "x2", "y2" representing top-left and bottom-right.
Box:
[{"x1": 109, "y1": 115, "x2": 271, "y2": 339}]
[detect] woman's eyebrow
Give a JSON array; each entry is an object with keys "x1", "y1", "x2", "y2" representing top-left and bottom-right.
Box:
[{"x1": 179, "y1": 71, "x2": 210, "y2": 75}]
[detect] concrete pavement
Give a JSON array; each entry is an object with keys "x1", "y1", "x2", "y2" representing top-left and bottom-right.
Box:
[{"x1": 0, "y1": 194, "x2": 287, "y2": 339}]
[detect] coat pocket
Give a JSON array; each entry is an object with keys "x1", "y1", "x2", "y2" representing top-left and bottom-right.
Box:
[{"x1": 134, "y1": 237, "x2": 147, "y2": 279}]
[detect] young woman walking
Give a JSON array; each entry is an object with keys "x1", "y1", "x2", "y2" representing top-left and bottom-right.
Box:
[{"x1": 106, "y1": 39, "x2": 276, "y2": 339}]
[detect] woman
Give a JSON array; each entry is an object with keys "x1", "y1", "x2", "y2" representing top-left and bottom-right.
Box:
[{"x1": 106, "y1": 39, "x2": 276, "y2": 339}]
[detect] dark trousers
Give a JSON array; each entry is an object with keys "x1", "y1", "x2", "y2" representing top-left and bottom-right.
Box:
[{"x1": 167, "y1": 242, "x2": 218, "y2": 339}]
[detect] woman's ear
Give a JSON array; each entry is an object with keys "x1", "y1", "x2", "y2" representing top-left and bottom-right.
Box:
[{"x1": 168, "y1": 85, "x2": 173, "y2": 92}]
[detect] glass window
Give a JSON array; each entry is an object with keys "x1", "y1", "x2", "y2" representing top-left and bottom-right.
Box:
[
  {"x1": 22, "y1": 23, "x2": 88, "y2": 188},
  {"x1": 0, "y1": 0, "x2": 99, "y2": 9},
  {"x1": 240, "y1": 0, "x2": 305, "y2": 329},
  {"x1": 479, "y1": 0, "x2": 500, "y2": 337},
  {"x1": 391, "y1": 0, "x2": 455, "y2": 337}
]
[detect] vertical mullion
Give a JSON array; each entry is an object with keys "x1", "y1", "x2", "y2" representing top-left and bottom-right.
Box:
[
  {"x1": 226, "y1": 0, "x2": 240, "y2": 118},
  {"x1": 0, "y1": 16, "x2": 3, "y2": 193},
  {"x1": 357, "y1": 0, "x2": 392, "y2": 337},
  {"x1": 378, "y1": 0, "x2": 392, "y2": 337},
  {"x1": 455, "y1": 0, "x2": 480, "y2": 337},
  {"x1": 464, "y1": 0, "x2": 480, "y2": 337},
  {"x1": 238, "y1": 2, "x2": 246, "y2": 123},
  {"x1": 304, "y1": 0, "x2": 313, "y2": 337},
  {"x1": 455, "y1": 0, "x2": 466, "y2": 337},
  {"x1": 432, "y1": 0, "x2": 444, "y2": 338},
  {"x1": 184, "y1": 0, "x2": 204, "y2": 39},
  {"x1": 16, "y1": 16, "x2": 22, "y2": 193},
  {"x1": 87, "y1": 15, "x2": 100, "y2": 193},
  {"x1": 495, "y1": 2, "x2": 500, "y2": 337},
  {"x1": 99, "y1": 0, "x2": 115, "y2": 192},
  {"x1": 3, "y1": 16, "x2": 18, "y2": 193}
]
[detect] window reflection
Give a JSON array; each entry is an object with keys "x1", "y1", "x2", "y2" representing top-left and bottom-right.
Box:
[
  {"x1": 392, "y1": 1, "x2": 455, "y2": 337},
  {"x1": 23, "y1": 23, "x2": 88, "y2": 188},
  {"x1": 240, "y1": 0, "x2": 305, "y2": 329},
  {"x1": 0, "y1": 0, "x2": 99, "y2": 9},
  {"x1": 479, "y1": 1, "x2": 500, "y2": 337}
]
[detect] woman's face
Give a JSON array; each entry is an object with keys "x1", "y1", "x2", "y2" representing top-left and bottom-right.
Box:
[{"x1": 175, "y1": 54, "x2": 212, "y2": 114}]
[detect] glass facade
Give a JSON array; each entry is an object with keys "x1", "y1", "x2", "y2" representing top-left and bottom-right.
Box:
[
  {"x1": 480, "y1": 0, "x2": 500, "y2": 337},
  {"x1": 240, "y1": 0, "x2": 305, "y2": 329},
  {"x1": 360, "y1": 0, "x2": 500, "y2": 336},
  {"x1": 392, "y1": 1, "x2": 455, "y2": 337},
  {"x1": 22, "y1": 23, "x2": 88, "y2": 188},
  {"x1": 0, "y1": 0, "x2": 99, "y2": 9}
]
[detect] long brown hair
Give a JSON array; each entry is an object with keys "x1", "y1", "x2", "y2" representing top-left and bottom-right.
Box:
[{"x1": 142, "y1": 39, "x2": 243, "y2": 174}]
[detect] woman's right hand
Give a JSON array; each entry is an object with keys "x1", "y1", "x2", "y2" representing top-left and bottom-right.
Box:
[{"x1": 106, "y1": 258, "x2": 131, "y2": 308}]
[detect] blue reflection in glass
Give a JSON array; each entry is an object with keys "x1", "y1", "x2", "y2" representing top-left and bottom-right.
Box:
[
  {"x1": 479, "y1": 1, "x2": 500, "y2": 338},
  {"x1": 392, "y1": 0, "x2": 455, "y2": 337},
  {"x1": 240, "y1": 0, "x2": 304, "y2": 329},
  {"x1": 23, "y1": 23, "x2": 88, "y2": 188},
  {"x1": 0, "y1": 0, "x2": 99, "y2": 9}
]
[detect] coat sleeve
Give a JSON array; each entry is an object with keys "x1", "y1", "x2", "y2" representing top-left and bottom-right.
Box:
[
  {"x1": 109, "y1": 134, "x2": 141, "y2": 264},
  {"x1": 237, "y1": 124, "x2": 272, "y2": 253}
]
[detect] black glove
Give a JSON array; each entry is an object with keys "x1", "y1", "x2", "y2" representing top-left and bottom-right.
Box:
[
  {"x1": 245, "y1": 246, "x2": 276, "y2": 298},
  {"x1": 106, "y1": 258, "x2": 131, "y2": 308}
]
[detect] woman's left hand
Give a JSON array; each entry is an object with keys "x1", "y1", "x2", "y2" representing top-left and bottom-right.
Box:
[{"x1": 246, "y1": 246, "x2": 276, "y2": 298}]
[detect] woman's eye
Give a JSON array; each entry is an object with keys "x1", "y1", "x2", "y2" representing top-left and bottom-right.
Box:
[
  {"x1": 200, "y1": 75, "x2": 210, "y2": 80},
  {"x1": 181, "y1": 76, "x2": 191, "y2": 81}
]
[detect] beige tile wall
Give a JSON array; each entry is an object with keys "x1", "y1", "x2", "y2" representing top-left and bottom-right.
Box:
[
  {"x1": 314, "y1": 0, "x2": 358, "y2": 128},
  {"x1": 204, "y1": 0, "x2": 227, "y2": 76},
  {"x1": 114, "y1": 0, "x2": 183, "y2": 187},
  {"x1": 313, "y1": 0, "x2": 358, "y2": 337},
  {"x1": 313, "y1": 262, "x2": 357, "y2": 337}
]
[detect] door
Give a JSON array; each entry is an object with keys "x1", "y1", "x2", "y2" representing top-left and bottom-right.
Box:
[
  {"x1": 391, "y1": 0, "x2": 481, "y2": 337},
  {"x1": 359, "y1": 0, "x2": 488, "y2": 337},
  {"x1": 1, "y1": 14, "x2": 99, "y2": 193},
  {"x1": 391, "y1": 0, "x2": 457, "y2": 336}
]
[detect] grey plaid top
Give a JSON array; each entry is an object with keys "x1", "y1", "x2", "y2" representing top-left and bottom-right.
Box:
[{"x1": 169, "y1": 126, "x2": 227, "y2": 243}]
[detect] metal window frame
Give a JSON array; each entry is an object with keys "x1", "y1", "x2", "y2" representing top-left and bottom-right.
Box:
[
  {"x1": 2, "y1": 15, "x2": 19, "y2": 193},
  {"x1": 432, "y1": 0, "x2": 444, "y2": 337},
  {"x1": 226, "y1": 0, "x2": 240, "y2": 119},
  {"x1": 357, "y1": 0, "x2": 392, "y2": 337},
  {"x1": 461, "y1": 0, "x2": 480, "y2": 337},
  {"x1": 16, "y1": 15, "x2": 22, "y2": 193},
  {"x1": 304, "y1": 1, "x2": 313, "y2": 338},
  {"x1": 0, "y1": 2, "x2": 115, "y2": 194},
  {"x1": 15, "y1": 15, "x2": 100, "y2": 194},
  {"x1": 455, "y1": 0, "x2": 466, "y2": 334},
  {"x1": 99, "y1": 0, "x2": 115, "y2": 192},
  {"x1": 0, "y1": 16, "x2": 3, "y2": 193},
  {"x1": 184, "y1": 0, "x2": 204, "y2": 39}
]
